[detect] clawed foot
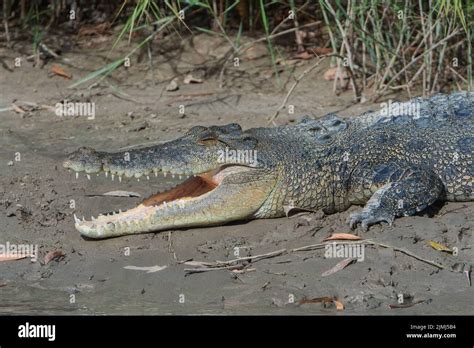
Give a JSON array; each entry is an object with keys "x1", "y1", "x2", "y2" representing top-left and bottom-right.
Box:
[{"x1": 348, "y1": 210, "x2": 394, "y2": 231}]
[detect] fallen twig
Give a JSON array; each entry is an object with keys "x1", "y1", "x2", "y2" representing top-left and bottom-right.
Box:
[
  {"x1": 389, "y1": 299, "x2": 428, "y2": 309},
  {"x1": 267, "y1": 54, "x2": 330, "y2": 125},
  {"x1": 85, "y1": 191, "x2": 141, "y2": 198},
  {"x1": 218, "y1": 22, "x2": 322, "y2": 88},
  {"x1": 364, "y1": 240, "x2": 447, "y2": 270},
  {"x1": 214, "y1": 249, "x2": 288, "y2": 266},
  {"x1": 371, "y1": 29, "x2": 460, "y2": 101},
  {"x1": 165, "y1": 92, "x2": 216, "y2": 105},
  {"x1": 184, "y1": 264, "x2": 243, "y2": 275},
  {"x1": 321, "y1": 257, "x2": 356, "y2": 277},
  {"x1": 231, "y1": 268, "x2": 256, "y2": 274},
  {"x1": 267, "y1": 51, "x2": 359, "y2": 125},
  {"x1": 183, "y1": 238, "x2": 449, "y2": 276}
]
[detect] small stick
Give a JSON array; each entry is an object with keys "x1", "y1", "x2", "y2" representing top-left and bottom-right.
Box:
[
  {"x1": 371, "y1": 29, "x2": 460, "y2": 101},
  {"x1": 215, "y1": 249, "x2": 288, "y2": 266},
  {"x1": 364, "y1": 240, "x2": 446, "y2": 270},
  {"x1": 39, "y1": 43, "x2": 60, "y2": 59},
  {"x1": 183, "y1": 239, "x2": 449, "y2": 276},
  {"x1": 267, "y1": 54, "x2": 331, "y2": 125},
  {"x1": 184, "y1": 264, "x2": 243, "y2": 275},
  {"x1": 290, "y1": 3, "x2": 304, "y2": 53},
  {"x1": 165, "y1": 92, "x2": 216, "y2": 105},
  {"x1": 3, "y1": 0, "x2": 10, "y2": 45},
  {"x1": 291, "y1": 240, "x2": 366, "y2": 253},
  {"x1": 267, "y1": 50, "x2": 360, "y2": 125},
  {"x1": 167, "y1": 231, "x2": 177, "y2": 262},
  {"x1": 449, "y1": 66, "x2": 468, "y2": 84},
  {"x1": 389, "y1": 299, "x2": 428, "y2": 309},
  {"x1": 231, "y1": 268, "x2": 256, "y2": 274},
  {"x1": 218, "y1": 22, "x2": 322, "y2": 88}
]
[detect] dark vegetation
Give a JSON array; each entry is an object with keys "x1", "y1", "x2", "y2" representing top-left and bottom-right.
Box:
[{"x1": 1, "y1": 0, "x2": 472, "y2": 100}]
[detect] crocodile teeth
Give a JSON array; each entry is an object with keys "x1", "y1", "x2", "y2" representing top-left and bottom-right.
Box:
[
  {"x1": 76, "y1": 172, "x2": 79, "y2": 179},
  {"x1": 163, "y1": 172, "x2": 167, "y2": 178},
  {"x1": 86, "y1": 174, "x2": 91, "y2": 180},
  {"x1": 119, "y1": 176, "x2": 122, "y2": 183},
  {"x1": 105, "y1": 172, "x2": 108, "y2": 178},
  {"x1": 112, "y1": 174, "x2": 115, "y2": 181},
  {"x1": 146, "y1": 176, "x2": 150, "y2": 180},
  {"x1": 74, "y1": 214, "x2": 80, "y2": 224}
]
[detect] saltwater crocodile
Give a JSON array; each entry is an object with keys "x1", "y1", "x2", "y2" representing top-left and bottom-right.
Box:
[{"x1": 64, "y1": 92, "x2": 474, "y2": 239}]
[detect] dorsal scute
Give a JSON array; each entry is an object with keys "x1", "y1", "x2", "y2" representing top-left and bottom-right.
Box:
[{"x1": 355, "y1": 91, "x2": 474, "y2": 128}]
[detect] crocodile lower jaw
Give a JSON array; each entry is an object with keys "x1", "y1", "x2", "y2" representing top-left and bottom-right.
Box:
[{"x1": 73, "y1": 165, "x2": 255, "y2": 239}]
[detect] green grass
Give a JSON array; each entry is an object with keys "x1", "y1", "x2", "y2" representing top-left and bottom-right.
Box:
[{"x1": 9, "y1": 0, "x2": 469, "y2": 95}]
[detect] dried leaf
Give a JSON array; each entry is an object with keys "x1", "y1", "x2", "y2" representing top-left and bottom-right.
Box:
[
  {"x1": 102, "y1": 191, "x2": 141, "y2": 197},
  {"x1": 183, "y1": 74, "x2": 203, "y2": 84},
  {"x1": 334, "y1": 300, "x2": 344, "y2": 311},
  {"x1": 299, "y1": 296, "x2": 344, "y2": 310},
  {"x1": 277, "y1": 59, "x2": 305, "y2": 68},
  {"x1": 124, "y1": 265, "x2": 167, "y2": 273},
  {"x1": 322, "y1": 257, "x2": 356, "y2": 277},
  {"x1": 78, "y1": 23, "x2": 109, "y2": 37},
  {"x1": 298, "y1": 296, "x2": 334, "y2": 305},
  {"x1": 291, "y1": 51, "x2": 313, "y2": 60},
  {"x1": 323, "y1": 233, "x2": 362, "y2": 241},
  {"x1": 242, "y1": 43, "x2": 268, "y2": 60},
  {"x1": 50, "y1": 64, "x2": 72, "y2": 79},
  {"x1": 323, "y1": 67, "x2": 348, "y2": 81},
  {"x1": 44, "y1": 250, "x2": 65, "y2": 265},
  {"x1": 0, "y1": 255, "x2": 27, "y2": 262},
  {"x1": 11, "y1": 103, "x2": 27, "y2": 114},
  {"x1": 428, "y1": 240, "x2": 452, "y2": 253},
  {"x1": 312, "y1": 47, "x2": 333, "y2": 55}
]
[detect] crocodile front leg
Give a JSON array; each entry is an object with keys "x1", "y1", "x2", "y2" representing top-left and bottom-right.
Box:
[{"x1": 347, "y1": 164, "x2": 445, "y2": 231}]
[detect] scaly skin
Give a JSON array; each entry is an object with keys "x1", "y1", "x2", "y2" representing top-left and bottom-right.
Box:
[{"x1": 64, "y1": 92, "x2": 474, "y2": 239}]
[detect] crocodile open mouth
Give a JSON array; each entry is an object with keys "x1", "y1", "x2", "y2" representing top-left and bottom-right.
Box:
[{"x1": 67, "y1": 165, "x2": 255, "y2": 238}]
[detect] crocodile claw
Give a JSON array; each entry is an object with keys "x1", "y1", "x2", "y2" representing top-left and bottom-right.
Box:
[{"x1": 348, "y1": 211, "x2": 394, "y2": 231}]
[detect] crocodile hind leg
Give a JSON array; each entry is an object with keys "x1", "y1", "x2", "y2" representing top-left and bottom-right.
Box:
[{"x1": 348, "y1": 165, "x2": 445, "y2": 231}]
